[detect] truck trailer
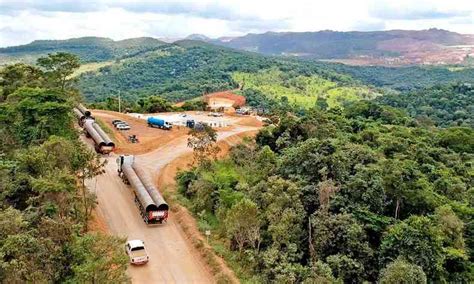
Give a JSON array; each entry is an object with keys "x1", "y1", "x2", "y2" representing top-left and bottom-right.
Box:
[
  {"x1": 73, "y1": 104, "x2": 95, "y2": 127},
  {"x1": 117, "y1": 155, "x2": 169, "y2": 224},
  {"x1": 147, "y1": 117, "x2": 172, "y2": 130},
  {"x1": 83, "y1": 120, "x2": 115, "y2": 154}
]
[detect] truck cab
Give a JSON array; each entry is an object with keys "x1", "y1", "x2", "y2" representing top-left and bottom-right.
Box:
[
  {"x1": 125, "y1": 240, "x2": 149, "y2": 265},
  {"x1": 147, "y1": 117, "x2": 173, "y2": 130}
]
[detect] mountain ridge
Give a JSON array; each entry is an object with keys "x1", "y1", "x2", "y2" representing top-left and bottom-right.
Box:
[{"x1": 1, "y1": 29, "x2": 474, "y2": 66}]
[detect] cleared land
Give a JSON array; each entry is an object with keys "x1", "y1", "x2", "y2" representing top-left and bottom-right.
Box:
[{"x1": 84, "y1": 110, "x2": 262, "y2": 283}]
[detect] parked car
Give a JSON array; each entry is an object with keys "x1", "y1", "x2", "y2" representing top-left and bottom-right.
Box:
[
  {"x1": 208, "y1": 112, "x2": 223, "y2": 117},
  {"x1": 112, "y1": 119, "x2": 124, "y2": 126},
  {"x1": 125, "y1": 240, "x2": 149, "y2": 265},
  {"x1": 116, "y1": 124, "x2": 131, "y2": 130},
  {"x1": 114, "y1": 121, "x2": 128, "y2": 128}
]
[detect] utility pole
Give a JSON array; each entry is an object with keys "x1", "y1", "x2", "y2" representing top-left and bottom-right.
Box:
[{"x1": 118, "y1": 91, "x2": 121, "y2": 113}]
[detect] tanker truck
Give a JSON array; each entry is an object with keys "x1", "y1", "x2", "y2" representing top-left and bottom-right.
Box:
[
  {"x1": 117, "y1": 155, "x2": 169, "y2": 224},
  {"x1": 147, "y1": 117, "x2": 172, "y2": 130},
  {"x1": 83, "y1": 120, "x2": 115, "y2": 154}
]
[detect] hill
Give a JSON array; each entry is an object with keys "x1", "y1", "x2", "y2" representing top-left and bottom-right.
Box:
[
  {"x1": 0, "y1": 36, "x2": 166, "y2": 64},
  {"x1": 215, "y1": 29, "x2": 474, "y2": 66},
  {"x1": 72, "y1": 40, "x2": 474, "y2": 105},
  {"x1": 77, "y1": 41, "x2": 375, "y2": 106},
  {"x1": 2, "y1": 36, "x2": 474, "y2": 108}
]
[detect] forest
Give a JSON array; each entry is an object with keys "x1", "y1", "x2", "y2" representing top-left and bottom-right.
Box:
[
  {"x1": 377, "y1": 83, "x2": 474, "y2": 128},
  {"x1": 0, "y1": 54, "x2": 129, "y2": 282},
  {"x1": 75, "y1": 42, "x2": 474, "y2": 106},
  {"x1": 0, "y1": 36, "x2": 166, "y2": 64},
  {"x1": 177, "y1": 100, "x2": 473, "y2": 283},
  {"x1": 1, "y1": 47, "x2": 473, "y2": 283}
]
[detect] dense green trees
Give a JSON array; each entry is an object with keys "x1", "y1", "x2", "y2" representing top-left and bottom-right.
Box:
[
  {"x1": 379, "y1": 257, "x2": 427, "y2": 284},
  {"x1": 0, "y1": 54, "x2": 128, "y2": 282},
  {"x1": 377, "y1": 83, "x2": 474, "y2": 127},
  {"x1": 177, "y1": 99, "x2": 473, "y2": 282}
]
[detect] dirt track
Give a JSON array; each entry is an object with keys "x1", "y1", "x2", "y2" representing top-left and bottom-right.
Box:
[{"x1": 85, "y1": 113, "x2": 260, "y2": 283}]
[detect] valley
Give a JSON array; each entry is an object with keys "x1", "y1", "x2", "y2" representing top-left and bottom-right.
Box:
[{"x1": 1, "y1": 24, "x2": 473, "y2": 284}]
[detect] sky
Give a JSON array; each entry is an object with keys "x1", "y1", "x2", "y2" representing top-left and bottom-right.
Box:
[{"x1": 0, "y1": 0, "x2": 473, "y2": 47}]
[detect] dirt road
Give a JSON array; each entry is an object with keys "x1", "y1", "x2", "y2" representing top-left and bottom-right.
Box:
[{"x1": 87, "y1": 125, "x2": 259, "y2": 283}]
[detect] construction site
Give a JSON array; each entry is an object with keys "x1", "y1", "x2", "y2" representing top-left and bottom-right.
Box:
[{"x1": 78, "y1": 105, "x2": 262, "y2": 283}]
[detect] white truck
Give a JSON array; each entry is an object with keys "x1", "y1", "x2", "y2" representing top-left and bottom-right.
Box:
[{"x1": 125, "y1": 240, "x2": 149, "y2": 265}]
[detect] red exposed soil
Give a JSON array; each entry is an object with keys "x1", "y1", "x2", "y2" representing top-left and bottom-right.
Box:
[{"x1": 204, "y1": 90, "x2": 246, "y2": 108}]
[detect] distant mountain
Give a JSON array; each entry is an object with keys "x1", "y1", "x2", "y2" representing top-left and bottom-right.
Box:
[
  {"x1": 0, "y1": 36, "x2": 166, "y2": 64},
  {"x1": 215, "y1": 29, "x2": 474, "y2": 66},
  {"x1": 185, "y1": 34, "x2": 211, "y2": 42}
]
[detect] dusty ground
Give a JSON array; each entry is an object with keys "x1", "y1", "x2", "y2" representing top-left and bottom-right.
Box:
[
  {"x1": 93, "y1": 110, "x2": 262, "y2": 155},
  {"x1": 84, "y1": 110, "x2": 262, "y2": 283}
]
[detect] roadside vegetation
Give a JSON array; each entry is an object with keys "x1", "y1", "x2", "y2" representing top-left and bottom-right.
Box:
[
  {"x1": 177, "y1": 100, "x2": 473, "y2": 283},
  {"x1": 0, "y1": 53, "x2": 129, "y2": 282}
]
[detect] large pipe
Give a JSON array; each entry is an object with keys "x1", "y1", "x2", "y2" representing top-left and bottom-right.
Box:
[
  {"x1": 84, "y1": 120, "x2": 106, "y2": 146},
  {"x1": 122, "y1": 163, "x2": 158, "y2": 212},
  {"x1": 77, "y1": 103, "x2": 91, "y2": 117},
  {"x1": 73, "y1": 108, "x2": 84, "y2": 119},
  {"x1": 132, "y1": 164, "x2": 169, "y2": 211},
  {"x1": 92, "y1": 123, "x2": 115, "y2": 147}
]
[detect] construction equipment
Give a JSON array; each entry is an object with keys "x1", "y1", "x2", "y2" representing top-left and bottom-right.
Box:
[{"x1": 128, "y1": 135, "x2": 139, "y2": 143}]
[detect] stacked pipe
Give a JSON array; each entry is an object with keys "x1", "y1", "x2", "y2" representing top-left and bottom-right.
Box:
[
  {"x1": 132, "y1": 164, "x2": 169, "y2": 211},
  {"x1": 118, "y1": 155, "x2": 169, "y2": 223},
  {"x1": 84, "y1": 120, "x2": 107, "y2": 147},
  {"x1": 73, "y1": 103, "x2": 94, "y2": 126},
  {"x1": 83, "y1": 120, "x2": 115, "y2": 153},
  {"x1": 121, "y1": 160, "x2": 159, "y2": 213},
  {"x1": 77, "y1": 103, "x2": 91, "y2": 117},
  {"x1": 92, "y1": 123, "x2": 114, "y2": 146}
]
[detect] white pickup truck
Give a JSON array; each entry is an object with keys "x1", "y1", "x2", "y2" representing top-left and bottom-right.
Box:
[{"x1": 125, "y1": 240, "x2": 149, "y2": 265}]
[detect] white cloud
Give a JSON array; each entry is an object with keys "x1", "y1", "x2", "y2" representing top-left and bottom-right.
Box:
[{"x1": 0, "y1": 0, "x2": 473, "y2": 47}]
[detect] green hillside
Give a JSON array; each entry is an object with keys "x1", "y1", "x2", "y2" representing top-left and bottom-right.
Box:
[
  {"x1": 3, "y1": 37, "x2": 474, "y2": 108},
  {"x1": 233, "y1": 68, "x2": 378, "y2": 108},
  {"x1": 0, "y1": 37, "x2": 166, "y2": 64},
  {"x1": 216, "y1": 29, "x2": 471, "y2": 59}
]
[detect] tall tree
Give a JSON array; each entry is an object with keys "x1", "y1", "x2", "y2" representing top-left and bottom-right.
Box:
[
  {"x1": 187, "y1": 124, "x2": 220, "y2": 167},
  {"x1": 379, "y1": 257, "x2": 427, "y2": 284},
  {"x1": 37, "y1": 52, "x2": 80, "y2": 91},
  {"x1": 224, "y1": 198, "x2": 261, "y2": 252}
]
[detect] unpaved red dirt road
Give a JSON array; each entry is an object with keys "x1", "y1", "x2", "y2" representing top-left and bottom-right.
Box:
[{"x1": 85, "y1": 118, "x2": 259, "y2": 283}]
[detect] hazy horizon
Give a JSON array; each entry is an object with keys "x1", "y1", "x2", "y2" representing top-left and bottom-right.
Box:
[
  {"x1": 2, "y1": 27, "x2": 473, "y2": 49},
  {"x1": 1, "y1": 0, "x2": 473, "y2": 48}
]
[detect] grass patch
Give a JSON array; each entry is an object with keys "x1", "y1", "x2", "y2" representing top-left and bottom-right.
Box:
[
  {"x1": 232, "y1": 67, "x2": 379, "y2": 108},
  {"x1": 72, "y1": 61, "x2": 114, "y2": 77}
]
